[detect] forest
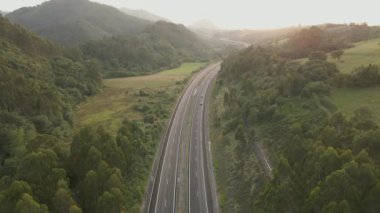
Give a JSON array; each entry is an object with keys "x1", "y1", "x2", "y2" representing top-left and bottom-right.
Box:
[
  {"x1": 0, "y1": 14, "x2": 186, "y2": 212},
  {"x1": 2, "y1": 0, "x2": 380, "y2": 211},
  {"x1": 211, "y1": 26, "x2": 380, "y2": 212},
  {"x1": 80, "y1": 21, "x2": 212, "y2": 78}
]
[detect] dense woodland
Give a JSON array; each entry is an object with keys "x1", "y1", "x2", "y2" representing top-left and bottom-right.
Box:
[
  {"x1": 0, "y1": 13, "x2": 191, "y2": 212},
  {"x1": 212, "y1": 30, "x2": 380, "y2": 212},
  {"x1": 81, "y1": 21, "x2": 212, "y2": 78}
]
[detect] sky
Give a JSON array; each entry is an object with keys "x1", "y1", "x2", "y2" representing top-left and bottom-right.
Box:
[{"x1": 1, "y1": 0, "x2": 379, "y2": 29}]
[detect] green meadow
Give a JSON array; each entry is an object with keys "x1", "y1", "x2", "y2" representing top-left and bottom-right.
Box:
[
  {"x1": 75, "y1": 62, "x2": 206, "y2": 134},
  {"x1": 331, "y1": 86, "x2": 380, "y2": 124},
  {"x1": 332, "y1": 38, "x2": 380, "y2": 73}
]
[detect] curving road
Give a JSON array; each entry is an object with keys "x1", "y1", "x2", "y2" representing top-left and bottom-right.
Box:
[{"x1": 144, "y1": 62, "x2": 220, "y2": 213}]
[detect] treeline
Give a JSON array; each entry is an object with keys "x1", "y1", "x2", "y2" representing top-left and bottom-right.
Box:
[
  {"x1": 280, "y1": 23, "x2": 380, "y2": 59},
  {"x1": 80, "y1": 21, "x2": 212, "y2": 78},
  {"x1": 335, "y1": 64, "x2": 380, "y2": 88},
  {"x1": 212, "y1": 45, "x2": 380, "y2": 212}
]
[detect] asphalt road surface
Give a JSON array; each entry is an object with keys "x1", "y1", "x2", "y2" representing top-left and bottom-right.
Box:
[{"x1": 146, "y1": 63, "x2": 220, "y2": 213}]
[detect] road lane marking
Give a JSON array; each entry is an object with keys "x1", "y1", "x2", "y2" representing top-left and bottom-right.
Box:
[
  {"x1": 193, "y1": 88, "x2": 198, "y2": 96},
  {"x1": 196, "y1": 171, "x2": 198, "y2": 178},
  {"x1": 173, "y1": 77, "x2": 194, "y2": 213},
  {"x1": 188, "y1": 66, "x2": 219, "y2": 213},
  {"x1": 150, "y1": 63, "x2": 220, "y2": 213}
]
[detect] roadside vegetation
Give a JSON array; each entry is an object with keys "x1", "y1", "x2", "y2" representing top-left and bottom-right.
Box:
[
  {"x1": 71, "y1": 62, "x2": 206, "y2": 212},
  {"x1": 76, "y1": 62, "x2": 206, "y2": 135},
  {"x1": 211, "y1": 24, "x2": 380, "y2": 212}
]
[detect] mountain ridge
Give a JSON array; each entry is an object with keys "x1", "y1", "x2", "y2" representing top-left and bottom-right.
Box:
[
  {"x1": 120, "y1": 7, "x2": 170, "y2": 22},
  {"x1": 6, "y1": 0, "x2": 152, "y2": 44},
  {"x1": 80, "y1": 21, "x2": 213, "y2": 77}
]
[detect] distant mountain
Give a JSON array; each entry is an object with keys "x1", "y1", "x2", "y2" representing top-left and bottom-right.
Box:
[
  {"x1": 145, "y1": 21, "x2": 210, "y2": 57},
  {"x1": 81, "y1": 21, "x2": 213, "y2": 78},
  {"x1": 120, "y1": 7, "x2": 169, "y2": 22},
  {"x1": 6, "y1": 0, "x2": 151, "y2": 44},
  {"x1": 213, "y1": 27, "x2": 303, "y2": 45},
  {"x1": 0, "y1": 11, "x2": 6, "y2": 16},
  {"x1": 190, "y1": 19, "x2": 220, "y2": 31}
]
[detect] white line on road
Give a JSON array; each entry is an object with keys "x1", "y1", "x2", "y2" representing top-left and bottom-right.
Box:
[
  {"x1": 193, "y1": 88, "x2": 198, "y2": 96},
  {"x1": 150, "y1": 63, "x2": 220, "y2": 213}
]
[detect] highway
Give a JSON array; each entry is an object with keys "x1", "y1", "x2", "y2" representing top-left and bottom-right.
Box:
[{"x1": 144, "y1": 62, "x2": 220, "y2": 213}]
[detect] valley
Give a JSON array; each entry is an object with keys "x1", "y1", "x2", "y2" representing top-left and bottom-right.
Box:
[{"x1": 1, "y1": 0, "x2": 380, "y2": 212}]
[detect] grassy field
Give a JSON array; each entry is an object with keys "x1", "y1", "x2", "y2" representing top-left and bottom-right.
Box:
[
  {"x1": 332, "y1": 38, "x2": 380, "y2": 73},
  {"x1": 326, "y1": 38, "x2": 380, "y2": 124},
  {"x1": 75, "y1": 62, "x2": 206, "y2": 134},
  {"x1": 296, "y1": 38, "x2": 380, "y2": 73},
  {"x1": 330, "y1": 86, "x2": 380, "y2": 124},
  {"x1": 104, "y1": 63, "x2": 205, "y2": 89}
]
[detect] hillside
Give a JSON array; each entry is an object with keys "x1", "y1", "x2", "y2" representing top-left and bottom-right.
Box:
[
  {"x1": 0, "y1": 15, "x2": 103, "y2": 212},
  {"x1": 211, "y1": 38, "x2": 380, "y2": 211},
  {"x1": 213, "y1": 26, "x2": 302, "y2": 45},
  {"x1": 6, "y1": 0, "x2": 151, "y2": 44},
  {"x1": 190, "y1": 19, "x2": 220, "y2": 31},
  {"x1": 327, "y1": 38, "x2": 380, "y2": 130},
  {"x1": 120, "y1": 7, "x2": 169, "y2": 22},
  {"x1": 328, "y1": 37, "x2": 380, "y2": 73},
  {"x1": 81, "y1": 21, "x2": 213, "y2": 78}
]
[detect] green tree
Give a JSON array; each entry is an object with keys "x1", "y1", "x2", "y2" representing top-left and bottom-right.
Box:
[
  {"x1": 69, "y1": 205, "x2": 82, "y2": 213},
  {"x1": 52, "y1": 180, "x2": 77, "y2": 213},
  {"x1": 330, "y1": 50, "x2": 344, "y2": 61},
  {"x1": 350, "y1": 107, "x2": 378, "y2": 130},
  {"x1": 15, "y1": 193, "x2": 49, "y2": 213},
  {"x1": 96, "y1": 188, "x2": 125, "y2": 213},
  {"x1": 309, "y1": 51, "x2": 327, "y2": 61},
  {"x1": 0, "y1": 181, "x2": 33, "y2": 212}
]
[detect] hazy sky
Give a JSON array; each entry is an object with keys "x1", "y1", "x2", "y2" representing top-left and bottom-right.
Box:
[{"x1": 1, "y1": 0, "x2": 379, "y2": 29}]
